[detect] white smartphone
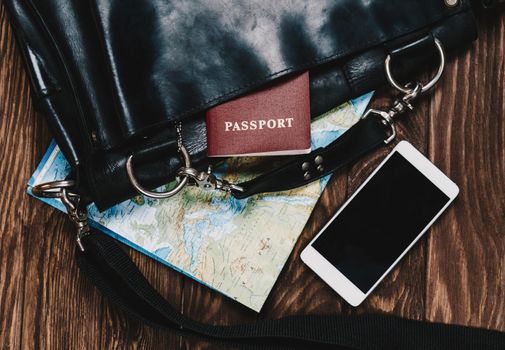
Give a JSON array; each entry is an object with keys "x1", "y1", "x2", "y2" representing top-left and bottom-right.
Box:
[{"x1": 301, "y1": 141, "x2": 459, "y2": 306}]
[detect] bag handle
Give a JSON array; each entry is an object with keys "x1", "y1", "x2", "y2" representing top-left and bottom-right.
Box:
[{"x1": 75, "y1": 231, "x2": 505, "y2": 349}]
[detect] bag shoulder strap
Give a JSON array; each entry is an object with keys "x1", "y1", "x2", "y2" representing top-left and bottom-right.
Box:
[
  {"x1": 232, "y1": 116, "x2": 387, "y2": 199},
  {"x1": 76, "y1": 232, "x2": 505, "y2": 350}
]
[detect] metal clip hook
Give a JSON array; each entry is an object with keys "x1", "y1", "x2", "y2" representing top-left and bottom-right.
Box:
[
  {"x1": 363, "y1": 82, "x2": 423, "y2": 144},
  {"x1": 32, "y1": 180, "x2": 91, "y2": 251},
  {"x1": 177, "y1": 166, "x2": 244, "y2": 193},
  {"x1": 364, "y1": 37, "x2": 445, "y2": 144},
  {"x1": 363, "y1": 109, "x2": 397, "y2": 144}
]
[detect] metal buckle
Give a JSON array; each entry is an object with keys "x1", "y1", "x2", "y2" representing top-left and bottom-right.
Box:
[{"x1": 126, "y1": 144, "x2": 191, "y2": 199}]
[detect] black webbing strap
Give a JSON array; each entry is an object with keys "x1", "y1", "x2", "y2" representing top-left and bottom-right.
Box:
[{"x1": 76, "y1": 233, "x2": 505, "y2": 350}]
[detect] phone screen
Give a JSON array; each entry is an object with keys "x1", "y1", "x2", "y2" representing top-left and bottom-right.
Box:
[{"x1": 312, "y1": 151, "x2": 451, "y2": 293}]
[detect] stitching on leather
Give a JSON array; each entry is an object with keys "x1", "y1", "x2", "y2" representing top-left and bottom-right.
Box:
[{"x1": 125, "y1": 0, "x2": 470, "y2": 137}]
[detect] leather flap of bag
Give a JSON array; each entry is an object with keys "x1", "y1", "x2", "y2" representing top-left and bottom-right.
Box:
[
  {"x1": 90, "y1": 0, "x2": 473, "y2": 138},
  {"x1": 5, "y1": 0, "x2": 477, "y2": 210}
]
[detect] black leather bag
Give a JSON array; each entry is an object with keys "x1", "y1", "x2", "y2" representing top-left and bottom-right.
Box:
[
  {"x1": 8, "y1": 0, "x2": 478, "y2": 210},
  {"x1": 6, "y1": 0, "x2": 505, "y2": 348}
]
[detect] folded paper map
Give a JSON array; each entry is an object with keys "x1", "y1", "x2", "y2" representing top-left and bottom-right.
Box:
[{"x1": 28, "y1": 93, "x2": 372, "y2": 312}]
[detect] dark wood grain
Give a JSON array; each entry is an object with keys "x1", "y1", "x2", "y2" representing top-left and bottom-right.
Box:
[
  {"x1": 425, "y1": 12, "x2": 505, "y2": 331},
  {"x1": 0, "y1": 5, "x2": 30, "y2": 349},
  {"x1": 0, "y1": 3, "x2": 504, "y2": 349}
]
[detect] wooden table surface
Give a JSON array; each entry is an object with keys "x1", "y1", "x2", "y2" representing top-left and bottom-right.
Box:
[{"x1": 1, "y1": 4, "x2": 504, "y2": 349}]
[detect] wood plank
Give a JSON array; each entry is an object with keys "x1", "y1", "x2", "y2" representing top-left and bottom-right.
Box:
[
  {"x1": 0, "y1": 4, "x2": 29, "y2": 348},
  {"x1": 426, "y1": 13, "x2": 505, "y2": 331},
  {"x1": 21, "y1": 209, "x2": 103, "y2": 349}
]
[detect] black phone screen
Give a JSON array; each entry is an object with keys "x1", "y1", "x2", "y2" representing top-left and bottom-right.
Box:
[{"x1": 312, "y1": 151, "x2": 450, "y2": 293}]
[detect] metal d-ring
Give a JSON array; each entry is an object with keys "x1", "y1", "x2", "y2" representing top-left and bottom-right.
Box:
[
  {"x1": 32, "y1": 179, "x2": 76, "y2": 198},
  {"x1": 31, "y1": 179, "x2": 90, "y2": 251},
  {"x1": 385, "y1": 38, "x2": 445, "y2": 95},
  {"x1": 126, "y1": 145, "x2": 191, "y2": 199}
]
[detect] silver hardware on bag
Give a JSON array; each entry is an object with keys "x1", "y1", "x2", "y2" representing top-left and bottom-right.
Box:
[
  {"x1": 126, "y1": 38, "x2": 445, "y2": 198},
  {"x1": 177, "y1": 165, "x2": 244, "y2": 193},
  {"x1": 29, "y1": 37, "x2": 447, "y2": 249},
  {"x1": 127, "y1": 121, "x2": 244, "y2": 199},
  {"x1": 126, "y1": 121, "x2": 191, "y2": 199},
  {"x1": 32, "y1": 180, "x2": 90, "y2": 251},
  {"x1": 444, "y1": 0, "x2": 459, "y2": 8},
  {"x1": 301, "y1": 155, "x2": 325, "y2": 180},
  {"x1": 365, "y1": 38, "x2": 445, "y2": 144}
]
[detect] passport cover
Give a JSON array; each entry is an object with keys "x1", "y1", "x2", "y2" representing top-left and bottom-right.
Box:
[{"x1": 206, "y1": 72, "x2": 311, "y2": 157}]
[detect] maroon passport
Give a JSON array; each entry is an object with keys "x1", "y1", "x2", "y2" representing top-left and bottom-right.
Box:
[{"x1": 206, "y1": 72, "x2": 311, "y2": 157}]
